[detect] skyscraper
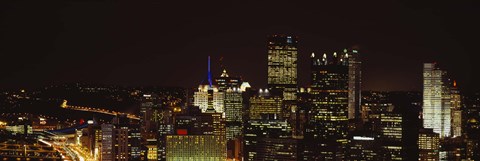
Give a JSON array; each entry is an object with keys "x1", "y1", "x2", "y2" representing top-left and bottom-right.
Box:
[
  {"x1": 345, "y1": 48, "x2": 362, "y2": 120},
  {"x1": 101, "y1": 115, "x2": 131, "y2": 161},
  {"x1": 267, "y1": 34, "x2": 298, "y2": 101},
  {"x1": 304, "y1": 52, "x2": 350, "y2": 160},
  {"x1": 101, "y1": 124, "x2": 114, "y2": 161},
  {"x1": 214, "y1": 68, "x2": 243, "y2": 140},
  {"x1": 423, "y1": 63, "x2": 451, "y2": 137},
  {"x1": 450, "y1": 80, "x2": 462, "y2": 137},
  {"x1": 224, "y1": 88, "x2": 243, "y2": 140},
  {"x1": 194, "y1": 57, "x2": 225, "y2": 114}
]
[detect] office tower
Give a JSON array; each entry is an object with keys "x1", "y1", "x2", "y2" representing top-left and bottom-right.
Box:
[
  {"x1": 423, "y1": 63, "x2": 451, "y2": 137},
  {"x1": 418, "y1": 128, "x2": 440, "y2": 161},
  {"x1": 166, "y1": 106, "x2": 227, "y2": 161},
  {"x1": 165, "y1": 135, "x2": 227, "y2": 161},
  {"x1": 224, "y1": 88, "x2": 243, "y2": 140},
  {"x1": 128, "y1": 122, "x2": 142, "y2": 160},
  {"x1": 243, "y1": 120, "x2": 301, "y2": 161},
  {"x1": 344, "y1": 48, "x2": 362, "y2": 120},
  {"x1": 267, "y1": 34, "x2": 298, "y2": 101},
  {"x1": 242, "y1": 87, "x2": 302, "y2": 161},
  {"x1": 377, "y1": 113, "x2": 403, "y2": 160},
  {"x1": 100, "y1": 115, "x2": 132, "y2": 161},
  {"x1": 213, "y1": 67, "x2": 244, "y2": 160},
  {"x1": 112, "y1": 115, "x2": 130, "y2": 161},
  {"x1": 248, "y1": 90, "x2": 283, "y2": 120},
  {"x1": 304, "y1": 52, "x2": 349, "y2": 160},
  {"x1": 450, "y1": 81, "x2": 462, "y2": 137},
  {"x1": 101, "y1": 124, "x2": 114, "y2": 161},
  {"x1": 194, "y1": 57, "x2": 225, "y2": 113},
  {"x1": 214, "y1": 68, "x2": 243, "y2": 140}
]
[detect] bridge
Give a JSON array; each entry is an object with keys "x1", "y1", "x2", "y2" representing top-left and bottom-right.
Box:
[{"x1": 61, "y1": 100, "x2": 140, "y2": 120}]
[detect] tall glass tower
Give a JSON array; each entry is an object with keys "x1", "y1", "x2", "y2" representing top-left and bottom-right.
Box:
[
  {"x1": 345, "y1": 49, "x2": 362, "y2": 120},
  {"x1": 423, "y1": 63, "x2": 451, "y2": 138},
  {"x1": 304, "y1": 52, "x2": 350, "y2": 160},
  {"x1": 267, "y1": 34, "x2": 298, "y2": 101}
]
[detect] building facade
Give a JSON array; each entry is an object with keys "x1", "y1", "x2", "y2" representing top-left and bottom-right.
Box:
[
  {"x1": 423, "y1": 63, "x2": 451, "y2": 137},
  {"x1": 304, "y1": 52, "x2": 350, "y2": 160},
  {"x1": 267, "y1": 34, "x2": 298, "y2": 101}
]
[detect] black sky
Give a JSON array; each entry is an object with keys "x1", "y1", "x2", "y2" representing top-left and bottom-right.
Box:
[{"x1": 1, "y1": 1, "x2": 479, "y2": 92}]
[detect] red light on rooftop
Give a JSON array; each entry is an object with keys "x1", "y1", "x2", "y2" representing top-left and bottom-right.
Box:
[{"x1": 177, "y1": 129, "x2": 187, "y2": 135}]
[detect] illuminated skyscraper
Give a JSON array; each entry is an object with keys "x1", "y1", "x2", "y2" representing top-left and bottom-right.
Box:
[
  {"x1": 423, "y1": 63, "x2": 451, "y2": 137},
  {"x1": 344, "y1": 48, "x2": 362, "y2": 120},
  {"x1": 213, "y1": 67, "x2": 244, "y2": 160},
  {"x1": 99, "y1": 116, "x2": 132, "y2": 161},
  {"x1": 128, "y1": 123, "x2": 142, "y2": 160},
  {"x1": 111, "y1": 115, "x2": 130, "y2": 161},
  {"x1": 450, "y1": 81, "x2": 462, "y2": 137},
  {"x1": 101, "y1": 124, "x2": 114, "y2": 161},
  {"x1": 214, "y1": 69, "x2": 243, "y2": 140},
  {"x1": 267, "y1": 34, "x2": 298, "y2": 101},
  {"x1": 304, "y1": 52, "x2": 349, "y2": 160},
  {"x1": 224, "y1": 88, "x2": 243, "y2": 140},
  {"x1": 194, "y1": 57, "x2": 225, "y2": 113}
]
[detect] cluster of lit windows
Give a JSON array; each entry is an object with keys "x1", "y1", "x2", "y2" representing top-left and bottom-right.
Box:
[
  {"x1": 249, "y1": 96, "x2": 283, "y2": 120},
  {"x1": 165, "y1": 135, "x2": 226, "y2": 161}
]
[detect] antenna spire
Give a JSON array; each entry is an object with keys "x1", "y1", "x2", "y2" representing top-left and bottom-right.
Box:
[{"x1": 208, "y1": 56, "x2": 213, "y2": 87}]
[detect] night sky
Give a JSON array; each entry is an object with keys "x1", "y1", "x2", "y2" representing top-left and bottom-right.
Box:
[{"x1": 1, "y1": 1, "x2": 479, "y2": 92}]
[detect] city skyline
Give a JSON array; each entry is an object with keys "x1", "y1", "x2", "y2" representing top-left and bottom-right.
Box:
[
  {"x1": 1, "y1": 1, "x2": 479, "y2": 93},
  {"x1": 0, "y1": 1, "x2": 479, "y2": 160}
]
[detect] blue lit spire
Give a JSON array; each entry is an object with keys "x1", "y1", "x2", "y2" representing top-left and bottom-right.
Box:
[{"x1": 208, "y1": 56, "x2": 213, "y2": 87}]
